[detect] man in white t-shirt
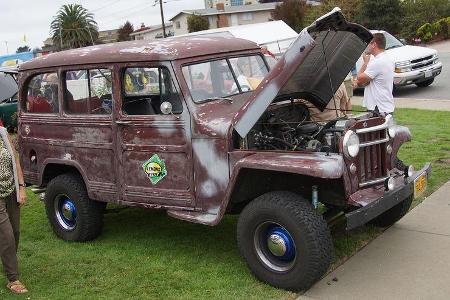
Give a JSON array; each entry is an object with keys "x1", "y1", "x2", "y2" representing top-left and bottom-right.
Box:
[{"x1": 353, "y1": 33, "x2": 395, "y2": 114}]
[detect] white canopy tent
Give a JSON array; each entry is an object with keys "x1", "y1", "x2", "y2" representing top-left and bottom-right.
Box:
[{"x1": 176, "y1": 20, "x2": 298, "y2": 57}]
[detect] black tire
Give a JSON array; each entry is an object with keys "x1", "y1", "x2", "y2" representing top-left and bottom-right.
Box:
[
  {"x1": 415, "y1": 78, "x2": 434, "y2": 87},
  {"x1": 45, "y1": 173, "x2": 105, "y2": 241},
  {"x1": 237, "y1": 191, "x2": 332, "y2": 291},
  {"x1": 370, "y1": 195, "x2": 413, "y2": 227}
]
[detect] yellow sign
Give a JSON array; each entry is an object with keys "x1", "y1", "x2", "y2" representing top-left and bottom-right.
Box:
[{"x1": 414, "y1": 172, "x2": 427, "y2": 198}]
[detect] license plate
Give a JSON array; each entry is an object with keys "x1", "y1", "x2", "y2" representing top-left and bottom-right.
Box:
[
  {"x1": 414, "y1": 172, "x2": 427, "y2": 198},
  {"x1": 424, "y1": 70, "x2": 432, "y2": 78}
]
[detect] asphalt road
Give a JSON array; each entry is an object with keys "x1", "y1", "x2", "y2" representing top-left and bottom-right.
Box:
[{"x1": 355, "y1": 41, "x2": 450, "y2": 101}]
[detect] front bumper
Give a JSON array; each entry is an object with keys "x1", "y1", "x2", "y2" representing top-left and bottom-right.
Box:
[
  {"x1": 346, "y1": 163, "x2": 431, "y2": 230},
  {"x1": 393, "y1": 62, "x2": 442, "y2": 86}
]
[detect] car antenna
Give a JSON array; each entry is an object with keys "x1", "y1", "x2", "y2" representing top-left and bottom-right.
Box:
[{"x1": 321, "y1": 29, "x2": 339, "y2": 118}]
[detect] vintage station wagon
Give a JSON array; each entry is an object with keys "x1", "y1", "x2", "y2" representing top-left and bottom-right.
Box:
[{"x1": 18, "y1": 10, "x2": 430, "y2": 291}]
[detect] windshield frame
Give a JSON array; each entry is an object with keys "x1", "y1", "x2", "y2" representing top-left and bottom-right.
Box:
[{"x1": 181, "y1": 53, "x2": 269, "y2": 104}]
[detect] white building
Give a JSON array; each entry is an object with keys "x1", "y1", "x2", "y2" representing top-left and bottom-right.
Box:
[
  {"x1": 130, "y1": 23, "x2": 174, "y2": 41},
  {"x1": 204, "y1": 0, "x2": 259, "y2": 8},
  {"x1": 170, "y1": 2, "x2": 279, "y2": 36}
]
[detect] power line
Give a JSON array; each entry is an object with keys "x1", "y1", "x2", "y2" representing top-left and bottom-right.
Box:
[{"x1": 90, "y1": 0, "x2": 123, "y2": 12}]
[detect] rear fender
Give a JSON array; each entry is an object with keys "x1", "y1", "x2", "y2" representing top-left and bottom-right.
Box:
[{"x1": 39, "y1": 158, "x2": 92, "y2": 198}]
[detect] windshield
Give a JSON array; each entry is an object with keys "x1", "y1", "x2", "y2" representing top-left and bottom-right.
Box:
[
  {"x1": 383, "y1": 32, "x2": 404, "y2": 50},
  {"x1": 182, "y1": 55, "x2": 268, "y2": 103}
]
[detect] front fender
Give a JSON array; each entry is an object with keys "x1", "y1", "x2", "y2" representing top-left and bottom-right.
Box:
[
  {"x1": 232, "y1": 152, "x2": 345, "y2": 179},
  {"x1": 390, "y1": 125, "x2": 411, "y2": 169},
  {"x1": 168, "y1": 151, "x2": 345, "y2": 226}
]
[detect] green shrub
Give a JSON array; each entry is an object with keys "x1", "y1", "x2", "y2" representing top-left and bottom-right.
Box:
[
  {"x1": 401, "y1": 0, "x2": 450, "y2": 41},
  {"x1": 437, "y1": 17, "x2": 449, "y2": 38},
  {"x1": 417, "y1": 23, "x2": 433, "y2": 42}
]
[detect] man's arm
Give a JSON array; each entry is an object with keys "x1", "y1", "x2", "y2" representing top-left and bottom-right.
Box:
[{"x1": 353, "y1": 54, "x2": 372, "y2": 88}]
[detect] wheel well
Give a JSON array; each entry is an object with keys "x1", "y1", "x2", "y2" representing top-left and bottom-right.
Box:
[
  {"x1": 42, "y1": 164, "x2": 82, "y2": 186},
  {"x1": 227, "y1": 169, "x2": 346, "y2": 214}
]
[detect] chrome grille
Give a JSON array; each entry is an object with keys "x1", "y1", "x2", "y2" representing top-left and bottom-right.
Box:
[
  {"x1": 355, "y1": 122, "x2": 389, "y2": 188},
  {"x1": 411, "y1": 55, "x2": 435, "y2": 70},
  {"x1": 411, "y1": 55, "x2": 432, "y2": 64}
]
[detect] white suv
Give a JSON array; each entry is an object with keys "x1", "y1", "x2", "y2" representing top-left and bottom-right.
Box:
[{"x1": 356, "y1": 30, "x2": 442, "y2": 88}]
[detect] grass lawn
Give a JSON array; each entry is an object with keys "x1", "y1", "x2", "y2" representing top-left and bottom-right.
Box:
[{"x1": 1, "y1": 108, "x2": 449, "y2": 299}]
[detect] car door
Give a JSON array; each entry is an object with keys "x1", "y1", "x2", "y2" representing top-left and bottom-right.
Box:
[{"x1": 116, "y1": 62, "x2": 194, "y2": 207}]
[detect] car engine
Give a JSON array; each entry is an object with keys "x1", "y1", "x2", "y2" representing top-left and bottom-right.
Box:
[{"x1": 242, "y1": 103, "x2": 347, "y2": 153}]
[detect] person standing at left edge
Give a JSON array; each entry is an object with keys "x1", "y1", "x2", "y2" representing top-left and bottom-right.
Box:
[{"x1": 0, "y1": 125, "x2": 28, "y2": 294}]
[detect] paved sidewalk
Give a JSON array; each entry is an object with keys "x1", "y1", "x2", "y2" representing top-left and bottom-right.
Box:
[
  {"x1": 352, "y1": 96, "x2": 450, "y2": 111},
  {"x1": 298, "y1": 180, "x2": 450, "y2": 300}
]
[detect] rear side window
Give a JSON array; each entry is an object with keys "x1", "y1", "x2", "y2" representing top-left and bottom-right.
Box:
[
  {"x1": 65, "y1": 69, "x2": 112, "y2": 115},
  {"x1": 26, "y1": 72, "x2": 59, "y2": 113}
]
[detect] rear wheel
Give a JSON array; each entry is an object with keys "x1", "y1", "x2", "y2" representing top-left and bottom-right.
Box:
[
  {"x1": 415, "y1": 78, "x2": 434, "y2": 87},
  {"x1": 370, "y1": 195, "x2": 413, "y2": 227},
  {"x1": 45, "y1": 173, "x2": 106, "y2": 241},
  {"x1": 237, "y1": 191, "x2": 332, "y2": 291}
]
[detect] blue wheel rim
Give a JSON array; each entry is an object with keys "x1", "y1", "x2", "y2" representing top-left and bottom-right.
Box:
[
  {"x1": 54, "y1": 195, "x2": 77, "y2": 231},
  {"x1": 254, "y1": 222, "x2": 297, "y2": 272}
]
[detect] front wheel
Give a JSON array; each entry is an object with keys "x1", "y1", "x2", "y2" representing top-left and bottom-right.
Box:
[
  {"x1": 237, "y1": 191, "x2": 332, "y2": 291},
  {"x1": 45, "y1": 173, "x2": 106, "y2": 241},
  {"x1": 415, "y1": 78, "x2": 434, "y2": 87}
]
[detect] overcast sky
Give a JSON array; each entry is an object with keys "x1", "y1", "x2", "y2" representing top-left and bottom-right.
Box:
[{"x1": 0, "y1": 0, "x2": 205, "y2": 56}]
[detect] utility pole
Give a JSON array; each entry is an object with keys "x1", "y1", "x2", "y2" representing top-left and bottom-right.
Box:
[
  {"x1": 3, "y1": 41, "x2": 8, "y2": 54},
  {"x1": 159, "y1": 0, "x2": 167, "y2": 38}
]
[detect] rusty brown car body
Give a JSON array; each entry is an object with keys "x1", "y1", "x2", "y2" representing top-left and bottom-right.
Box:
[{"x1": 18, "y1": 10, "x2": 430, "y2": 291}]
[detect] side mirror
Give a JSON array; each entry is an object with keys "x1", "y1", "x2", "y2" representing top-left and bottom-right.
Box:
[
  {"x1": 399, "y1": 38, "x2": 407, "y2": 45},
  {"x1": 160, "y1": 101, "x2": 173, "y2": 115}
]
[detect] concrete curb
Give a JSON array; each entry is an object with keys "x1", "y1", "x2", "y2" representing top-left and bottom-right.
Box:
[
  {"x1": 298, "y1": 180, "x2": 450, "y2": 300},
  {"x1": 352, "y1": 96, "x2": 450, "y2": 111}
]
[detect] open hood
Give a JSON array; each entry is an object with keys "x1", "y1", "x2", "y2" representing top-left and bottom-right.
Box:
[{"x1": 233, "y1": 8, "x2": 373, "y2": 137}]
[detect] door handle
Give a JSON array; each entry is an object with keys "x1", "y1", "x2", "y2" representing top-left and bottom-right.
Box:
[{"x1": 116, "y1": 121, "x2": 131, "y2": 125}]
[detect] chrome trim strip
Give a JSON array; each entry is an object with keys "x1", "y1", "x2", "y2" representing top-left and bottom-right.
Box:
[
  {"x1": 360, "y1": 137, "x2": 390, "y2": 147},
  {"x1": 359, "y1": 176, "x2": 389, "y2": 188},
  {"x1": 355, "y1": 120, "x2": 388, "y2": 134}
]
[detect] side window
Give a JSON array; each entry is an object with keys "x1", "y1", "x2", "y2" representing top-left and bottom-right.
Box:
[
  {"x1": 229, "y1": 55, "x2": 268, "y2": 91},
  {"x1": 65, "y1": 69, "x2": 112, "y2": 115},
  {"x1": 182, "y1": 59, "x2": 234, "y2": 102},
  {"x1": 122, "y1": 67, "x2": 182, "y2": 115},
  {"x1": 26, "y1": 72, "x2": 59, "y2": 113}
]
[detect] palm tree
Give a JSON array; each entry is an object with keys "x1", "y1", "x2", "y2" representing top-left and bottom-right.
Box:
[{"x1": 51, "y1": 4, "x2": 99, "y2": 50}]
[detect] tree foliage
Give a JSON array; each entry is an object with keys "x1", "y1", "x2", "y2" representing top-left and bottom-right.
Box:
[
  {"x1": 51, "y1": 4, "x2": 99, "y2": 50},
  {"x1": 400, "y1": 0, "x2": 450, "y2": 41},
  {"x1": 358, "y1": 0, "x2": 402, "y2": 34},
  {"x1": 272, "y1": 0, "x2": 308, "y2": 33},
  {"x1": 187, "y1": 14, "x2": 209, "y2": 33},
  {"x1": 117, "y1": 21, "x2": 134, "y2": 42},
  {"x1": 16, "y1": 45, "x2": 31, "y2": 53},
  {"x1": 304, "y1": 0, "x2": 361, "y2": 25}
]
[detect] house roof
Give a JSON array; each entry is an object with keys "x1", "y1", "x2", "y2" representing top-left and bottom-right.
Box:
[
  {"x1": 169, "y1": 2, "x2": 280, "y2": 21},
  {"x1": 20, "y1": 36, "x2": 260, "y2": 71},
  {"x1": 130, "y1": 23, "x2": 174, "y2": 36}
]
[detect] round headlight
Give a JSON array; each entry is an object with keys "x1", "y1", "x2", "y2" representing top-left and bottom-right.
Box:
[
  {"x1": 343, "y1": 130, "x2": 360, "y2": 158},
  {"x1": 407, "y1": 165, "x2": 414, "y2": 177},
  {"x1": 385, "y1": 114, "x2": 396, "y2": 138}
]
